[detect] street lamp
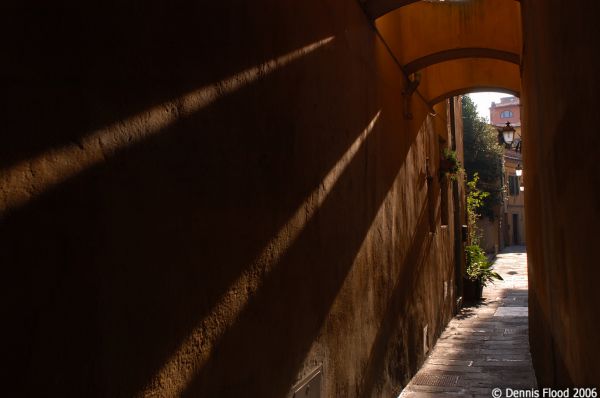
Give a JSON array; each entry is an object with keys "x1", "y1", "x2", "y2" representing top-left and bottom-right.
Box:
[
  {"x1": 516, "y1": 163, "x2": 522, "y2": 177},
  {"x1": 501, "y1": 121, "x2": 515, "y2": 145},
  {"x1": 498, "y1": 121, "x2": 522, "y2": 152}
]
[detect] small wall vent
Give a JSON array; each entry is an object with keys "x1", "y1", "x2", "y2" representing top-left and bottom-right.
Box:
[{"x1": 290, "y1": 366, "x2": 322, "y2": 398}]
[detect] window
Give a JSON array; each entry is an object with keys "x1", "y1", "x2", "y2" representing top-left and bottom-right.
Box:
[
  {"x1": 509, "y1": 175, "x2": 520, "y2": 196},
  {"x1": 500, "y1": 110, "x2": 513, "y2": 118}
]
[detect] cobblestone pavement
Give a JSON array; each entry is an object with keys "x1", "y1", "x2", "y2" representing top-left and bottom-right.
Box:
[{"x1": 399, "y1": 245, "x2": 537, "y2": 398}]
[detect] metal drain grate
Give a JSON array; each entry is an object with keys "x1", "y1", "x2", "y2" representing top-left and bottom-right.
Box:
[
  {"x1": 412, "y1": 373, "x2": 459, "y2": 387},
  {"x1": 504, "y1": 328, "x2": 527, "y2": 335}
]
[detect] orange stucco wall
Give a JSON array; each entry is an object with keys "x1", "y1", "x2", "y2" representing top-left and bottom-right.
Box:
[
  {"x1": 1, "y1": 1, "x2": 465, "y2": 396},
  {"x1": 375, "y1": 0, "x2": 522, "y2": 105},
  {"x1": 376, "y1": 0, "x2": 521, "y2": 67},
  {"x1": 521, "y1": 0, "x2": 600, "y2": 386}
]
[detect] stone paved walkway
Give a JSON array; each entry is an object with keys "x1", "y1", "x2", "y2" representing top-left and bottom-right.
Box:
[{"x1": 399, "y1": 246, "x2": 537, "y2": 398}]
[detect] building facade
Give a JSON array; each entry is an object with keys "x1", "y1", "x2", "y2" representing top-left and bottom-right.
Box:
[{"x1": 490, "y1": 97, "x2": 526, "y2": 246}]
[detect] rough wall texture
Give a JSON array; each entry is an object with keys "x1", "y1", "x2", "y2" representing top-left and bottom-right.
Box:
[
  {"x1": 521, "y1": 0, "x2": 600, "y2": 387},
  {"x1": 1, "y1": 1, "x2": 462, "y2": 396},
  {"x1": 477, "y1": 218, "x2": 501, "y2": 254}
]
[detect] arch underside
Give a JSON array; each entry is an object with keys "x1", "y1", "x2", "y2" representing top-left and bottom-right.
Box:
[
  {"x1": 418, "y1": 58, "x2": 521, "y2": 106},
  {"x1": 371, "y1": 0, "x2": 522, "y2": 106},
  {"x1": 364, "y1": 0, "x2": 521, "y2": 20},
  {"x1": 432, "y1": 86, "x2": 520, "y2": 105},
  {"x1": 361, "y1": 0, "x2": 419, "y2": 20}
]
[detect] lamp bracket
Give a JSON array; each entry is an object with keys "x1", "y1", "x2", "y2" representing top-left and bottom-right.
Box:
[{"x1": 402, "y1": 72, "x2": 421, "y2": 119}]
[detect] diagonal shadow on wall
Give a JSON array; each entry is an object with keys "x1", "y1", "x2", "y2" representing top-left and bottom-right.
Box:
[
  {"x1": 0, "y1": 18, "x2": 425, "y2": 396},
  {"x1": 2, "y1": 0, "x2": 336, "y2": 170},
  {"x1": 358, "y1": 200, "x2": 433, "y2": 397},
  {"x1": 179, "y1": 111, "x2": 423, "y2": 397}
]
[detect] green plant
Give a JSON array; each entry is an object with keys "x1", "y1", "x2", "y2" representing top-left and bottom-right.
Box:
[
  {"x1": 462, "y1": 96, "x2": 505, "y2": 220},
  {"x1": 465, "y1": 244, "x2": 503, "y2": 286},
  {"x1": 440, "y1": 148, "x2": 463, "y2": 181},
  {"x1": 465, "y1": 173, "x2": 502, "y2": 286},
  {"x1": 466, "y1": 173, "x2": 488, "y2": 245}
]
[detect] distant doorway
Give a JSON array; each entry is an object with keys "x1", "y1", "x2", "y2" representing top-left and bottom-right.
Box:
[{"x1": 512, "y1": 213, "x2": 519, "y2": 245}]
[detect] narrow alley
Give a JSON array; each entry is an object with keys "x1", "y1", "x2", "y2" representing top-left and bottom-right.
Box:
[
  {"x1": 400, "y1": 246, "x2": 536, "y2": 397},
  {"x1": 3, "y1": 1, "x2": 599, "y2": 395}
]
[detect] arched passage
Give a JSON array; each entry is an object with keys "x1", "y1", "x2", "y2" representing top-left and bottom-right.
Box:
[
  {"x1": 375, "y1": 0, "x2": 521, "y2": 69},
  {"x1": 364, "y1": 0, "x2": 521, "y2": 20},
  {"x1": 417, "y1": 58, "x2": 521, "y2": 106},
  {"x1": 361, "y1": 0, "x2": 419, "y2": 19},
  {"x1": 372, "y1": 0, "x2": 522, "y2": 108},
  {"x1": 430, "y1": 86, "x2": 519, "y2": 107},
  {"x1": 10, "y1": 0, "x2": 600, "y2": 396},
  {"x1": 403, "y1": 48, "x2": 520, "y2": 75}
]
